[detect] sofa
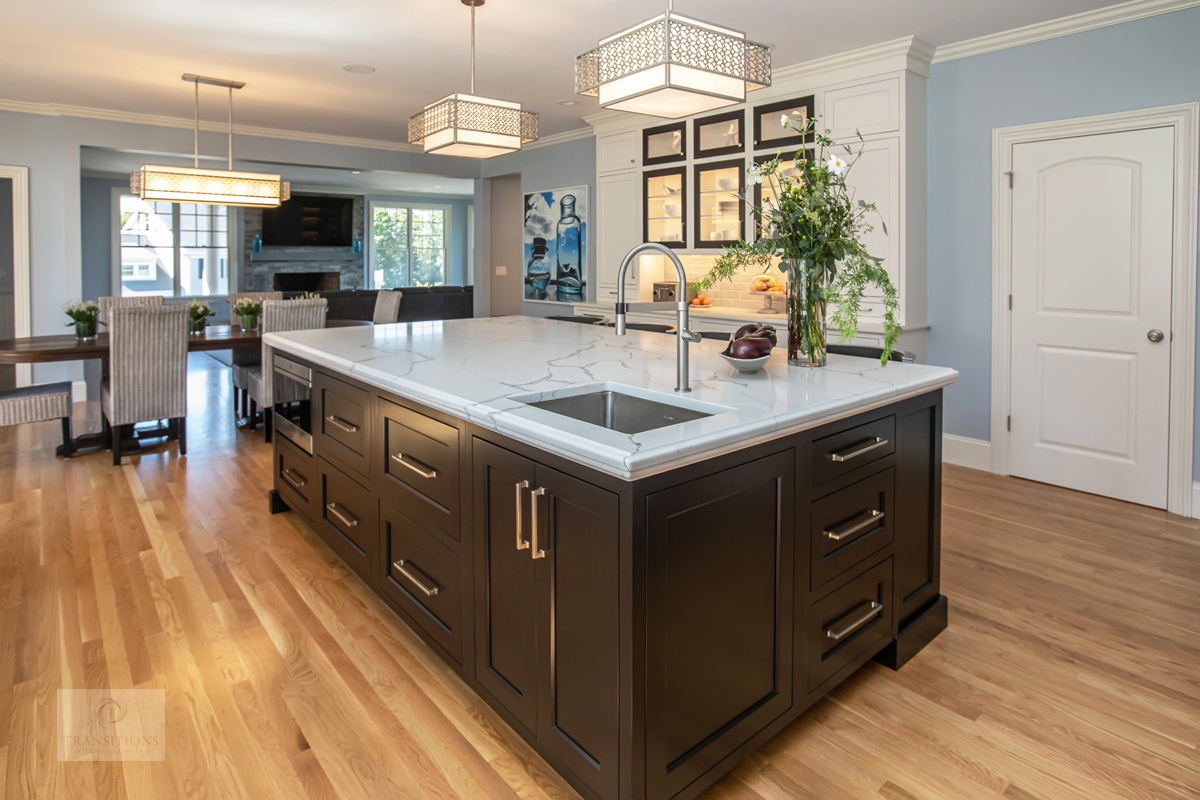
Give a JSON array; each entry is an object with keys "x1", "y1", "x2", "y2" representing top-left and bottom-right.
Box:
[{"x1": 280, "y1": 286, "x2": 474, "y2": 324}]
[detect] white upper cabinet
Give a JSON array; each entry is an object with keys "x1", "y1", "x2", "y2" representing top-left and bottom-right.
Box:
[
  {"x1": 822, "y1": 78, "x2": 900, "y2": 141},
  {"x1": 841, "y1": 138, "x2": 901, "y2": 310},
  {"x1": 596, "y1": 170, "x2": 642, "y2": 300},
  {"x1": 598, "y1": 131, "x2": 639, "y2": 174}
]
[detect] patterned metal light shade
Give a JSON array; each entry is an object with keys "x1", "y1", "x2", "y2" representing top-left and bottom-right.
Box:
[
  {"x1": 130, "y1": 165, "x2": 290, "y2": 208},
  {"x1": 576, "y1": 10, "x2": 771, "y2": 119},
  {"x1": 409, "y1": 93, "x2": 539, "y2": 159}
]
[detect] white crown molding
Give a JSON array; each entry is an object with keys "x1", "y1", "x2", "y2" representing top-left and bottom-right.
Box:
[
  {"x1": 0, "y1": 98, "x2": 424, "y2": 153},
  {"x1": 522, "y1": 125, "x2": 594, "y2": 151},
  {"x1": 932, "y1": 0, "x2": 1200, "y2": 63}
]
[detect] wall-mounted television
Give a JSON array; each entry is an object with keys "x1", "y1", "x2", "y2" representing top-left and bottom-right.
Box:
[{"x1": 261, "y1": 195, "x2": 354, "y2": 247}]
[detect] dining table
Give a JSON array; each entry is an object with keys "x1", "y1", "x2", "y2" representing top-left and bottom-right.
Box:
[{"x1": 0, "y1": 325, "x2": 262, "y2": 456}]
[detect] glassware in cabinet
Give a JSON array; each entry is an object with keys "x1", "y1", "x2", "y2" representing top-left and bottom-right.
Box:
[
  {"x1": 643, "y1": 167, "x2": 686, "y2": 249},
  {"x1": 694, "y1": 159, "x2": 744, "y2": 249}
]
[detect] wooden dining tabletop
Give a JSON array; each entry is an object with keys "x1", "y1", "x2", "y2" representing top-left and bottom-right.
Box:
[{"x1": 0, "y1": 325, "x2": 262, "y2": 364}]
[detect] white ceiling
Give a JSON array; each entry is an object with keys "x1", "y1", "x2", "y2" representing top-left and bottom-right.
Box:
[{"x1": 2, "y1": 0, "x2": 1130, "y2": 141}]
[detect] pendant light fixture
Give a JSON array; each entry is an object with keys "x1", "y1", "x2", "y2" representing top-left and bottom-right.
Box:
[
  {"x1": 408, "y1": 0, "x2": 538, "y2": 158},
  {"x1": 575, "y1": 0, "x2": 771, "y2": 119},
  {"x1": 130, "y1": 74, "x2": 290, "y2": 208}
]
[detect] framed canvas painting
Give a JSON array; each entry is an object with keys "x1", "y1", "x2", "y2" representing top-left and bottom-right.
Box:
[{"x1": 523, "y1": 185, "x2": 587, "y2": 302}]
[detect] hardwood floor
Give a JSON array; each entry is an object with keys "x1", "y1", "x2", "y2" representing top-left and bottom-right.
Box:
[{"x1": 0, "y1": 354, "x2": 1197, "y2": 799}]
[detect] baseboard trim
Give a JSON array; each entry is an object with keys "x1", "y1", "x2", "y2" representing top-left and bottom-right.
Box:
[
  {"x1": 943, "y1": 433, "x2": 991, "y2": 471},
  {"x1": 1191, "y1": 482, "x2": 1200, "y2": 519}
]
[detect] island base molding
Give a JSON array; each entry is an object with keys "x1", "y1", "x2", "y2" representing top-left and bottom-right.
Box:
[{"x1": 266, "y1": 352, "x2": 947, "y2": 800}]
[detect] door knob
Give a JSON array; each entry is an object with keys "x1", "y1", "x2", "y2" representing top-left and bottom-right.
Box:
[{"x1": 1147, "y1": 329, "x2": 1165, "y2": 343}]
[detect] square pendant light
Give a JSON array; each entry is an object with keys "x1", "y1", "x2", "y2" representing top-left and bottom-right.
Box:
[
  {"x1": 409, "y1": 93, "x2": 538, "y2": 159},
  {"x1": 131, "y1": 165, "x2": 290, "y2": 208},
  {"x1": 575, "y1": 10, "x2": 771, "y2": 119}
]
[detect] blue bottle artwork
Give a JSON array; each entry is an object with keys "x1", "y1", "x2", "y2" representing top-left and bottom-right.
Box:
[
  {"x1": 554, "y1": 195, "x2": 582, "y2": 297},
  {"x1": 523, "y1": 186, "x2": 587, "y2": 302}
]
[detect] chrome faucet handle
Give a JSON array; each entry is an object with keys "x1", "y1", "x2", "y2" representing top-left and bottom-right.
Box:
[{"x1": 680, "y1": 329, "x2": 702, "y2": 344}]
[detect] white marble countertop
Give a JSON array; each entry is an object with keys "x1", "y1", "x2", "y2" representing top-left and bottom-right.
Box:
[{"x1": 264, "y1": 317, "x2": 958, "y2": 480}]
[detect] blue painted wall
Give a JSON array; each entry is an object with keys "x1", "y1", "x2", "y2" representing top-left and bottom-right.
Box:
[
  {"x1": 363, "y1": 193, "x2": 473, "y2": 286},
  {"x1": 926, "y1": 6, "x2": 1200, "y2": 476}
]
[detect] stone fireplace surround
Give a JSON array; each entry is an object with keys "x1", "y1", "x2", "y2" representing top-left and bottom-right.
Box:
[{"x1": 240, "y1": 195, "x2": 365, "y2": 292}]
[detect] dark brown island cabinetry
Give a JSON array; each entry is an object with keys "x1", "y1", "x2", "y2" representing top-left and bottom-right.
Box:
[{"x1": 269, "y1": 354, "x2": 947, "y2": 800}]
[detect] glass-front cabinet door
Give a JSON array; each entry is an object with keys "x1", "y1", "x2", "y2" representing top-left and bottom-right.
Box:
[
  {"x1": 753, "y1": 95, "x2": 815, "y2": 151},
  {"x1": 694, "y1": 109, "x2": 744, "y2": 159},
  {"x1": 752, "y1": 150, "x2": 809, "y2": 241},
  {"x1": 643, "y1": 121, "x2": 686, "y2": 166},
  {"x1": 643, "y1": 167, "x2": 686, "y2": 248},
  {"x1": 694, "y1": 159, "x2": 744, "y2": 249}
]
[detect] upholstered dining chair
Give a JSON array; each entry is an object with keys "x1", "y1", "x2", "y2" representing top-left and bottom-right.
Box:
[
  {"x1": 232, "y1": 298, "x2": 326, "y2": 444},
  {"x1": 228, "y1": 291, "x2": 283, "y2": 419},
  {"x1": 372, "y1": 290, "x2": 403, "y2": 324},
  {"x1": 98, "y1": 295, "x2": 163, "y2": 327},
  {"x1": 228, "y1": 291, "x2": 282, "y2": 329},
  {"x1": 102, "y1": 305, "x2": 189, "y2": 466}
]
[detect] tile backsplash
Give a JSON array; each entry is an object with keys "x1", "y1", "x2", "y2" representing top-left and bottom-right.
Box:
[{"x1": 651, "y1": 254, "x2": 788, "y2": 311}]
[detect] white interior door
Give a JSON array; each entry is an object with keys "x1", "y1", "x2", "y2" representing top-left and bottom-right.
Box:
[{"x1": 1009, "y1": 127, "x2": 1176, "y2": 508}]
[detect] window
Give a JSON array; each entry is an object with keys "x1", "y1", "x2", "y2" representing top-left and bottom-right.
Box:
[
  {"x1": 369, "y1": 202, "x2": 449, "y2": 288},
  {"x1": 114, "y1": 194, "x2": 231, "y2": 298}
]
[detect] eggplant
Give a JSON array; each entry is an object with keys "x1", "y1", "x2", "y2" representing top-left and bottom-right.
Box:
[
  {"x1": 728, "y1": 336, "x2": 772, "y2": 359},
  {"x1": 730, "y1": 323, "x2": 778, "y2": 348}
]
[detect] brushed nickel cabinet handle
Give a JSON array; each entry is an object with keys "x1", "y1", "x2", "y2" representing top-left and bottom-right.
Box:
[
  {"x1": 530, "y1": 487, "x2": 547, "y2": 560},
  {"x1": 828, "y1": 437, "x2": 888, "y2": 463},
  {"x1": 393, "y1": 559, "x2": 440, "y2": 597},
  {"x1": 515, "y1": 480, "x2": 530, "y2": 551},
  {"x1": 825, "y1": 510, "x2": 885, "y2": 542},
  {"x1": 281, "y1": 468, "x2": 307, "y2": 490},
  {"x1": 825, "y1": 601, "x2": 883, "y2": 641},
  {"x1": 391, "y1": 453, "x2": 437, "y2": 479},
  {"x1": 326, "y1": 415, "x2": 359, "y2": 434},
  {"x1": 325, "y1": 503, "x2": 359, "y2": 529}
]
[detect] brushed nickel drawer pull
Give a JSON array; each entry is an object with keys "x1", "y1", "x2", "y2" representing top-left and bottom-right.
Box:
[
  {"x1": 825, "y1": 510, "x2": 885, "y2": 542},
  {"x1": 393, "y1": 559, "x2": 440, "y2": 597},
  {"x1": 515, "y1": 480, "x2": 530, "y2": 551},
  {"x1": 281, "y1": 468, "x2": 308, "y2": 490},
  {"x1": 825, "y1": 601, "x2": 883, "y2": 641},
  {"x1": 391, "y1": 453, "x2": 437, "y2": 479},
  {"x1": 828, "y1": 437, "x2": 888, "y2": 462},
  {"x1": 530, "y1": 487, "x2": 547, "y2": 560},
  {"x1": 326, "y1": 415, "x2": 359, "y2": 434},
  {"x1": 325, "y1": 503, "x2": 359, "y2": 528}
]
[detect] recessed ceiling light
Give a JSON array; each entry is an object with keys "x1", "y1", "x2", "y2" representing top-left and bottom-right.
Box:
[
  {"x1": 343, "y1": 64, "x2": 375, "y2": 74},
  {"x1": 557, "y1": 100, "x2": 578, "y2": 106}
]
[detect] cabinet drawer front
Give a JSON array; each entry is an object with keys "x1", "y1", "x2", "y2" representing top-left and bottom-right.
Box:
[
  {"x1": 811, "y1": 468, "x2": 894, "y2": 591},
  {"x1": 380, "y1": 399, "x2": 460, "y2": 542},
  {"x1": 275, "y1": 435, "x2": 317, "y2": 520},
  {"x1": 318, "y1": 459, "x2": 378, "y2": 584},
  {"x1": 805, "y1": 558, "x2": 894, "y2": 693},
  {"x1": 316, "y1": 372, "x2": 371, "y2": 480},
  {"x1": 823, "y1": 77, "x2": 899, "y2": 140},
  {"x1": 380, "y1": 502, "x2": 462, "y2": 662},
  {"x1": 811, "y1": 415, "x2": 895, "y2": 485}
]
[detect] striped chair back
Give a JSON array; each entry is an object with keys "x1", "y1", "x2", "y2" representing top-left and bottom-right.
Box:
[
  {"x1": 372, "y1": 290, "x2": 404, "y2": 324},
  {"x1": 259, "y1": 298, "x2": 327, "y2": 406},
  {"x1": 98, "y1": 295, "x2": 163, "y2": 327},
  {"x1": 229, "y1": 292, "x2": 283, "y2": 329},
  {"x1": 107, "y1": 305, "x2": 189, "y2": 427}
]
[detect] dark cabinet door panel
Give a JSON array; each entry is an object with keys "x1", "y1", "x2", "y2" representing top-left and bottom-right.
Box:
[
  {"x1": 472, "y1": 438, "x2": 539, "y2": 734},
  {"x1": 804, "y1": 558, "x2": 894, "y2": 693},
  {"x1": 533, "y1": 465, "x2": 620, "y2": 800},
  {"x1": 645, "y1": 450, "x2": 795, "y2": 800},
  {"x1": 315, "y1": 371, "x2": 372, "y2": 482},
  {"x1": 379, "y1": 398, "x2": 461, "y2": 543},
  {"x1": 317, "y1": 458, "x2": 378, "y2": 586},
  {"x1": 894, "y1": 403, "x2": 940, "y2": 621},
  {"x1": 810, "y1": 467, "x2": 895, "y2": 592},
  {"x1": 810, "y1": 415, "x2": 895, "y2": 486},
  {"x1": 275, "y1": 434, "x2": 317, "y2": 520}
]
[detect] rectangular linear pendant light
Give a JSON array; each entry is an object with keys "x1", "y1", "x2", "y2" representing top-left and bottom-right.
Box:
[
  {"x1": 575, "y1": 3, "x2": 771, "y2": 119},
  {"x1": 408, "y1": 0, "x2": 538, "y2": 158},
  {"x1": 131, "y1": 74, "x2": 290, "y2": 208}
]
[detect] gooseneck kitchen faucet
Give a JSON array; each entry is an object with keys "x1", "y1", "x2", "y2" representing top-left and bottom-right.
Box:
[{"x1": 614, "y1": 243, "x2": 702, "y2": 393}]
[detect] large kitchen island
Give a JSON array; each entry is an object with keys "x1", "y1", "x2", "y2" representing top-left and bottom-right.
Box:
[{"x1": 262, "y1": 317, "x2": 958, "y2": 800}]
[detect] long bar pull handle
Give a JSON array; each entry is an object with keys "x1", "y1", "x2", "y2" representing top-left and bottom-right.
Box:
[
  {"x1": 391, "y1": 453, "x2": 438, "y2": 479},
  {"x1": 326, "y1": 415, "x2": 359, "y2": 434},
  {"x1": 393, "y1": 559, "x2": 440, "y2": 597},
  {"x1": 824, "y1": 510, "x2": 885, "y2": 542},
  {"x1": 825, "y1": 601, "x2": 883, "y2": 641},
  {"x1": 325, "y1": 503, "x2": 359, "y2": 529},
  {"x1": 281, "y1": 468, "x2": 308, "y2": 490},
  {"x1": 530, "y1": 487, "x2": 547, "y2": 560},
  {"x1": 828, "y1": 437, "x2": 888, "y2": 463},
  {"x1": 515, "y1": 480, "x2": 530, "y2": 550}
]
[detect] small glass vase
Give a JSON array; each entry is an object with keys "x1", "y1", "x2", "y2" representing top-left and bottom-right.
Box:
[
  {"x1": 786, "y1": 258, "x2": 827, "y2": 368},
  {"x1": 240, "y1": 314, "x2": 259, "y2": 330},
  {"x1": 189, "y1": 317, "x2": 208, "y2": 334},
  {"x1": 74, "y1": 319, "x2": 97, "y2": 341}
]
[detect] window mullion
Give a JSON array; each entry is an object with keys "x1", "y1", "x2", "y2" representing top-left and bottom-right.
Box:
[
  {"x1": 173, "y1": 204, "x2": 182, "y2": 298},
  {"x1": 406, "y1": 207, "x2": 413, "y2": 288}
]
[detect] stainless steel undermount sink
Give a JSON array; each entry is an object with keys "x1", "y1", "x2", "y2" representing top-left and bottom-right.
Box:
[{"x1": 513, "y1": 384, "x2": 730, "y2": 435}]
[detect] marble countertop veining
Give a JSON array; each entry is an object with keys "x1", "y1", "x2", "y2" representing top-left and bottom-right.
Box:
[{"x1": 264, "y1": 317, "x2": 958, "y2": 480}]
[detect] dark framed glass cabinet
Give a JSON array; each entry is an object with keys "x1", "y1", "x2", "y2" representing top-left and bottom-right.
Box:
[
  {"x1": 694, "y1": 109, "x2": 745, "y2": 159},
  {"x1": 694, "y1": 159, "x2": 744, "y2": 249},
  {"x1": 643, "y1": 166, "x2": 687, "y2": 249},
  {"x1": 643, "y1": 121, "x2": 687, "y2": 166},
  {"x1": 752, "y1": 149, "x2": 811, "y2": 239},
  {"x1": 753, "y1": 95, "x2": 815, "y2": 151}
]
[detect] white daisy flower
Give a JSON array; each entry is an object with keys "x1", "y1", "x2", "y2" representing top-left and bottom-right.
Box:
[
  {"x1": 826, "y1": 155, "x2": 847, "y2": 176},
  {"x1": 780, "y1": 114, "x2": 789, "y2": 128}
]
